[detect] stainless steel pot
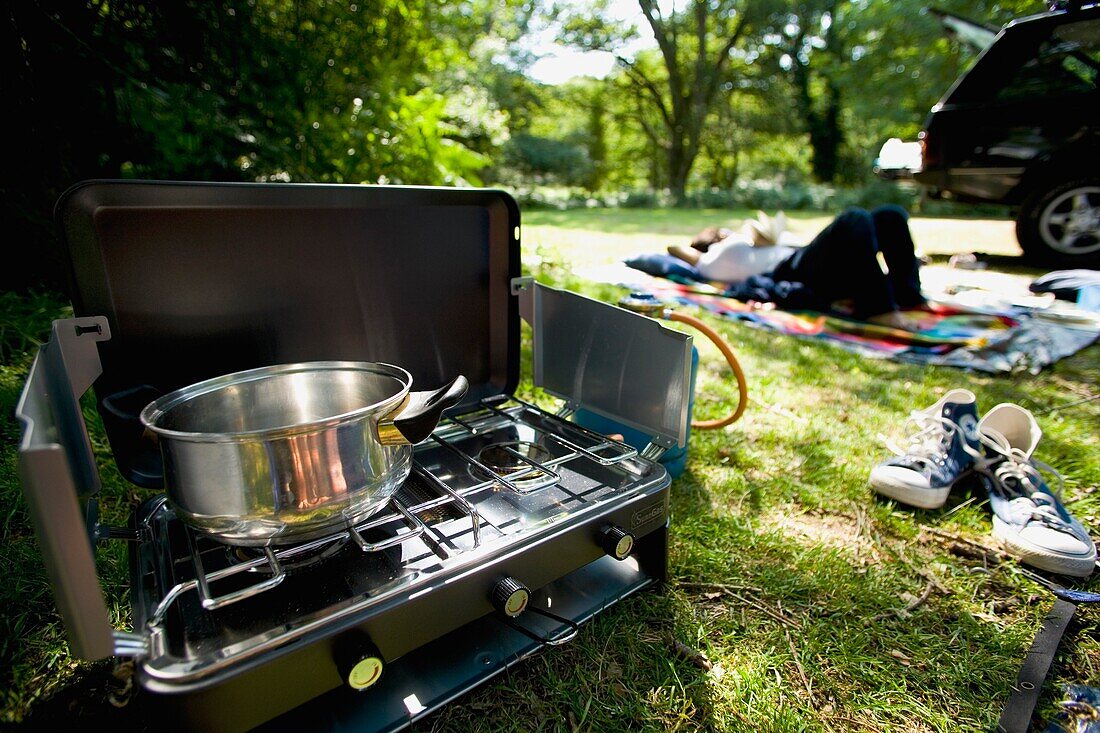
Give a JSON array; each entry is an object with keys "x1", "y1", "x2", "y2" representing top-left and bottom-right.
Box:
[{"x1": 140, "y1": 362, "x2": 468, "y2": 546}]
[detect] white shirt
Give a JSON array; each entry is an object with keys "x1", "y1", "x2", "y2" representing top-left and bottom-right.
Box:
[{"x1": 696, "y1": 232, "x2": 802, "y2": 283}]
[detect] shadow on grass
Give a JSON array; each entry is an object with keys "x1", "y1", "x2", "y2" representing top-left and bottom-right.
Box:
[
  {"x1": 414, "y1": 588, "x2": 723, "y2": 732},
  {"x1": 666, "y1": 507, "x2": 1031, "y2": 730},
  {"x1": 923, "y1": 251, "x2": 1049, "y2": 277},
  {"x1": 417, "y1": 499, "x2": 1032, "y2": 731}
]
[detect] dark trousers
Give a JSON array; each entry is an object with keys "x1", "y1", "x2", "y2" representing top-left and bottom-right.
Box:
[{"x1": 771, "y1": 205, "x2": 924, "y2": 318}]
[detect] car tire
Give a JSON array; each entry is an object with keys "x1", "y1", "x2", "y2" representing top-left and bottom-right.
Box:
[{"x1": 1016, "y1": 177, "x2": 1100, "y2": 268}]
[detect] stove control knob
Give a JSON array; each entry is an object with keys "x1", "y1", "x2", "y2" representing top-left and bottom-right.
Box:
[
  {"x1": 491, "y1": 577, "x2": 530, "y2": 618},
  {"x1": 600, "y1": 525, "x2": 635, "y2": 561},
  {"x1": 335, "y1": 632, "x2": 384, "y2": 691}
]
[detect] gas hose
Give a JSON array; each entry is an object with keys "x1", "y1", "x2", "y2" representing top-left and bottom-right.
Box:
[{"x1": 618, "y1": 292, "x2": 748, "y2": 429}]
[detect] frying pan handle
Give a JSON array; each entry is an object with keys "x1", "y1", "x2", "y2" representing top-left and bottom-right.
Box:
[{"x1": 378, "y1": 375, "x2": 469, "y2": 446}]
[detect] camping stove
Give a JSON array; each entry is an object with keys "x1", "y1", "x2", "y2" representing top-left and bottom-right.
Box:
[
  {"x1": 17, "y1": 182, "x2": 692, "y2": 731},
  {"x1": 129, "y1": 395, "x2": 671, "y2": 731}
]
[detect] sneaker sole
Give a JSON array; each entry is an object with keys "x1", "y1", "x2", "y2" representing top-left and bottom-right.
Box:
[
  {"x1": 992, "y1": 517, "x2": 1097, "y2": 578},
  {"x1": 868, "y1": 473, "x2": 951, "y2": 510}
]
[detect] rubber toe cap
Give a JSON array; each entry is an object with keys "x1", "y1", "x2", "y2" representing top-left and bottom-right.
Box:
[{"x1": 869, "y1": 465, "x2": 931, "y2": 491}]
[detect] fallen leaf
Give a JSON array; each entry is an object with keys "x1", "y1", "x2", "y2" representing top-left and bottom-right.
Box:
[{"x1": 888, "y1": 650, "x2": 912, "y2": 666}]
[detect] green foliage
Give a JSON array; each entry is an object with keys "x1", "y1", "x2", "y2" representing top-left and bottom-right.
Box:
[
  {"x1": 366, "y1": 89, "x2": 492, "y2": 186},
  {"x1": 500, "y1": 133, "x2": 593, "y2": 187},
  {"x1": 7, "y1": 0, "x2": 517, "y2": 289},
  {"x1": 557, "y1": 0, "x2": 764, "y2": 203},
  {"x1": 524, "y1": 0, "x2": 1051, "y2": 198},
  {"x1": 504, "y1": 179, "x2": 918, "y2": 213},
  {"x1": 502, "y1": 178, "x2": 1013, "y2": 218},
  {"x1": 6, "y1": 0, "x2": 1058, "y2": 293},
  {"x1": 621, "y1": 190, "x2": 663, "y2": 209}
]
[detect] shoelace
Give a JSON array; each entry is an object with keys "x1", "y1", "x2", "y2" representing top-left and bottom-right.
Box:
[
  {"x1": 976, "y1": 430, "x2": 1071, "y2": 532},
  {"x1": 1007, "y1": 493, "x2": 1071, "y2": 531},
  {"x1": 879, "y1": 411, "x2": 964, "y2": 470}
]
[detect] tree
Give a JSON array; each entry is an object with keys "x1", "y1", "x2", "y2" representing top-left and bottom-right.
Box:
[
  {"x1": 575, "y1": 81, "x2": 610, "y2": 193},
  {"x1": 751, "y1": 0, "x2": 1042, "y2": 186},
  {"x1": 4, "y1": 0, "x2": 514, "y2": 289},
  {"x1": 758, "y1": 1, "x2": 847, "y2": 183},
  {"x1": 559, "y1": 0, "x2": 761, "y2": 205}
]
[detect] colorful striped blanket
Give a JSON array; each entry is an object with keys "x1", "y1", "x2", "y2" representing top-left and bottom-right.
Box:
[{"x1": 630, "y1": 278, "x2": 1100, "y2": 374}]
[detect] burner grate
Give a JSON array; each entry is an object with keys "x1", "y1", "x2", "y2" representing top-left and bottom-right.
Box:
[
  {"x1": 144, "y1": 397, "x2": 639, "y2": 623},
  {"x1": 435, "y1": 396, "x2": 638, "y2": 497}
]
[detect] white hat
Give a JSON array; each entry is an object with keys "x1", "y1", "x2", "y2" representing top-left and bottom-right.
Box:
[{"x1": 745, "y1": 210, "x2": 787, "y2": 246}]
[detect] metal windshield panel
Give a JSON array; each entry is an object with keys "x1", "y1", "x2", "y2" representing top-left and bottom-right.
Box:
[
  {"x1": 15, "y1": 317, "x2": 115, "y2": 660},
  {"x1": 524, "y1": 282, "x2": 691, "y2": 449}
]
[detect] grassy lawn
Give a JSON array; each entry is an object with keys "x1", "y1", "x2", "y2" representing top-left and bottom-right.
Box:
[
  {"x1": 1, "y1": 208, "x2": 1097, "y2": 731},
  {"x1": 521, "y1": 208, "x2": 1023, "y2": 270}
]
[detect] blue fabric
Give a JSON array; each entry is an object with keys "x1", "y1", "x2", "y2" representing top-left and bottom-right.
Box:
[
  {"x1": 624, "y1": 253, "x2": 703, "y2": 281},
  {"x1": 1029, "y1": 269, "x2": 1100, "y2": 301},
  {"x1": 722, "y1": 274, "x2": 819, "y2": 310}
]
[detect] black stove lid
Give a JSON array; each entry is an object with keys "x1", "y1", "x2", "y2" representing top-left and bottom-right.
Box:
[{"x1": 56, "y1": 180, "x2": 520, "y2": 487}]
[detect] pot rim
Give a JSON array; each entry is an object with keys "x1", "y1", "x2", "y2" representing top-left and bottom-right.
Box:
[{"x1": 139, "y1": 361, "x2": 412, "y2": 443}]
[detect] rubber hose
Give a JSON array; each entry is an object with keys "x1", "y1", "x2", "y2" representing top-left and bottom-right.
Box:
[{"x1": 666, "y1": 310, "x2": 748, "y2": 429}]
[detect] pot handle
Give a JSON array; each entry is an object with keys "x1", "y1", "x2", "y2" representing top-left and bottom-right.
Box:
[{"x1": 377, "y1": 375, "x2": 469, "y2": 446}]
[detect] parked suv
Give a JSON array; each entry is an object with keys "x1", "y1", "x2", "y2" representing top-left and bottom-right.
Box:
[{"x1": 889, "y1": 2, "x2": 1100, "y2": 266}]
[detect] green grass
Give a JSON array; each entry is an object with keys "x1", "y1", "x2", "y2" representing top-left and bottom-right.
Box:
[
  {"x1": 1, "y1": 209, "x2": 1097, "y2": 731},
  {"x1": 520, "y1": 208, "x2": 1023, "y2": 269}
]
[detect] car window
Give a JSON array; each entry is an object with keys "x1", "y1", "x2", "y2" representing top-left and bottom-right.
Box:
[{"x1": 995, "y1": 17, "x2": 1100, "y2": 101}]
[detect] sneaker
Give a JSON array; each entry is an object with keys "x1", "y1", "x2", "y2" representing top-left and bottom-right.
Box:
[
  {"x1": 976, "y1": 404, "x2": 1096, "y2": 578},
  {"x1": 869, "y1": 389, "x2": 981, "y2": 509}
]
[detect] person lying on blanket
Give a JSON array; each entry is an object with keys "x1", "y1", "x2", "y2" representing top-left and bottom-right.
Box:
[
  {"x1": 667, "y1": 206, "x2": 925, "y2": 328},
  {"x1": 669, "y1": 210, "x2": 801, "y2": 281}
]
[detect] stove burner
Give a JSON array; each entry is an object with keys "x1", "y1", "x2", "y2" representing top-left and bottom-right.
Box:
[
  {"x1": 398, "y1": 476, "x2": 464, "y2": 523},
  {"x1": 476, "y1": 441, "x2": 553, "y2": 489},
  {"x1": 227, "y1": 535, "x2": 349, "y2": 573}
]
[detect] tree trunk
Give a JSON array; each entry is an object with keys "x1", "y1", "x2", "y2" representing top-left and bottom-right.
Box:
[
  {"x1": 792, "y1": 48, "x2": 843, "y2": 184},
  {"x1": 584, "y1": 97, "x2": 607, "y2": 193},
  {"x1": 668, "y1": 138, "x2": 690, "y2": 205},
  {"x1": 622, "y1": 0, "x2": 748, "y2": 206},
  {"x1": 807, "y1": 80, "x2": 842, "y2": 183},
  {"x1": 786, "y1": 1, "x2": 845, "y2": 184}
]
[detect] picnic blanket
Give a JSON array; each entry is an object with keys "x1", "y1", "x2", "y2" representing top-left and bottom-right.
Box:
[{"x1": 583, "y1": 263, "x2": 1100, "y2": 374}]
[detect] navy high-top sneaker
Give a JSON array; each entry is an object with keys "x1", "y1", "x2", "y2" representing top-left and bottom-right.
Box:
[{"x1": 869, "y1": 389, "x2": 981, "y2": 509}]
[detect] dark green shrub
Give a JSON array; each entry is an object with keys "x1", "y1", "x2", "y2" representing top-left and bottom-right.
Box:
[
  {"x1": 684, "y1": 188, "x2": 739, "y2": 209},
  {"x1": 502, "y1": 134, "x2": 593, "y2": 188},
  {"x1": 840, "y1": 180, "x2": 922, "y2": 211},
  {"x1": 621, "y1": 190, "x2": 661, "y2": 208}
]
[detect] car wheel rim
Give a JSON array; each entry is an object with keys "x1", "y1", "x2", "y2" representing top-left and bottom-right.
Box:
[{"x1": 1039, "y1": 186, "x2": 1100, "y2": 255}]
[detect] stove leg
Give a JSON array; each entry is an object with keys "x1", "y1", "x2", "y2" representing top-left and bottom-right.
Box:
[{"x1": 635, "y1": 520, "x2": 669, "y2": 586}]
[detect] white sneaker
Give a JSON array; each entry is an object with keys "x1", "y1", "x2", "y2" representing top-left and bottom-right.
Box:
[{"x1": 976, "y1": 404, "x2": 1097, "y2": 578}]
